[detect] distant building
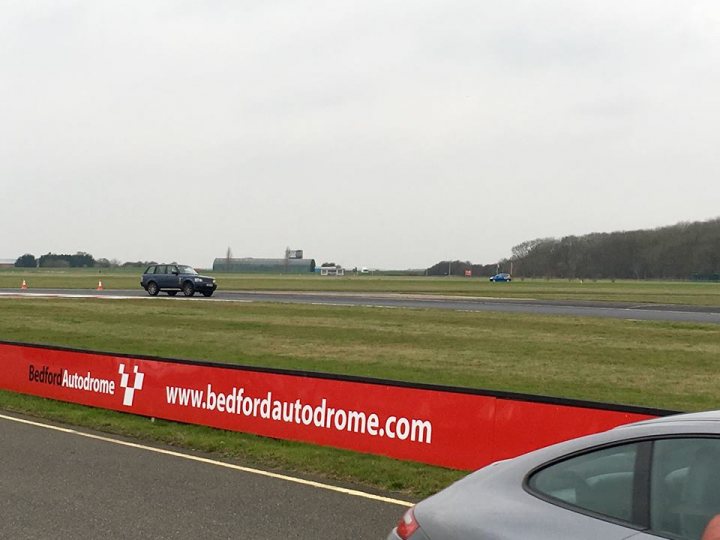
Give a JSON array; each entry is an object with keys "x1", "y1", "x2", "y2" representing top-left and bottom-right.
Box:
[
  {"x1": 213, "y1": 257, "x2": 316, "y2": 274},
  {"x1": 320, "y1": 265, "x2": 344, "y2": 276},
  {"x1": 0, "y1": 258, "x2": 16, "y2": 268}
]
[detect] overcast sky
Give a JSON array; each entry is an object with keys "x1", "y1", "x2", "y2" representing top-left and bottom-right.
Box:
[{"x1": 2, "y1": 1, "x2": 719, "y2": 269}]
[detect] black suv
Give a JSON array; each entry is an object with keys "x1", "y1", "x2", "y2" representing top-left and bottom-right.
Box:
[{"x1": 141, "y1": 264, "x2": 217, "y2": 297}]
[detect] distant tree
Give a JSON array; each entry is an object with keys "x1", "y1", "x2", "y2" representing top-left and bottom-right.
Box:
[
  {"x1": 511, "y1": 238, "x2": 551, "y2": 260},
  {"x1": 426, "y1": 259, "x2": 503, "y2": 277},
  {"x1": 15, "y1": 254, "x2": 37, "y2": 268},
  {"x1": 122, "y1": 261, "x2": 157, "y2": 268},
  {"x1": 39, "y1": 253, "x2": 60, "y2": 267},
  {"x1": 39, "y1": 256, "x2": 70, "y2": 268},
  {"x1": 39, "y1": 252, "x2": 96, "y2": 268},
  {"x1": 69, "y1": 251, "x2": 95, "y2": 268}
]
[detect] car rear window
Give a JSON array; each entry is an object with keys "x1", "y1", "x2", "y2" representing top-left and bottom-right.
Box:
[{"x1": 528, "y1": 443, "x2": 640, "y2": 524}]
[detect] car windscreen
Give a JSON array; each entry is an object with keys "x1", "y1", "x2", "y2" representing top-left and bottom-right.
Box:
[{"x1": 177, "y1": 265, "x2": 198, "y2": 275}]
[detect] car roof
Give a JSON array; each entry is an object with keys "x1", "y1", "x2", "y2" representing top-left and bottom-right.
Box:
[
  {"x1": 510, "y1": 410, "x2": 720, "y2": 470},
  {"x1": 618, "y1": 409, "x2": 720, "y2": 428}
]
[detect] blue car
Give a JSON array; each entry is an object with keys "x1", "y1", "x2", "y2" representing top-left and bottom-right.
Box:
[{"x1": 489, "y1": 273, "x2": 512, "y2": 282}]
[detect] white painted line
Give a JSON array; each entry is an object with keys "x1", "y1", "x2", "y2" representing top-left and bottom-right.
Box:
[
  {"x1": 0, "y1": 293, "x2": 253, "y2": 303},
  {"x1": 207, "y1": 299, "x2": 253, "y2": 303},
  {"x1": 0, "y1": 412, "x2": 413, "y2": 507},
  {"x1": 308, "y1": 302, "x2": 402, "y2": 310},
  {"x1": 0, "y1": 292, "x2": 146, "y2": 300}
]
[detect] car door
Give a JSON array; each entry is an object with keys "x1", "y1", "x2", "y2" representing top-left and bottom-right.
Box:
[
  {"x1": 166, "y1": 265, "x2": 181, "y2": 288},
  {"x1": 154, "y1": 265, "x2": 171, "y2": 288},
  {"x1": 625, "y1": 437, "x2": 720, "y2": 540},
  {"x1": 143, "y1": 266, "x2": 156, "y2": 287}
]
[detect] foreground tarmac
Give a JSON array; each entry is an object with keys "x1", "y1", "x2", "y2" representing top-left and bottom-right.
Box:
[{"x1": 0, "y1": 412, "x2": 408, "y2": 539}]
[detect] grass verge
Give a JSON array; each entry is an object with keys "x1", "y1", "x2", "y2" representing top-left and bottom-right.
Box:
[{"x1": 0, "y1": 296, "x2": 718, "y2": 497}]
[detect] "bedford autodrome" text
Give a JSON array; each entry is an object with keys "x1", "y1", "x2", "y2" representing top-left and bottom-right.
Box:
[{"x1": 28, "y1": 365, "x2": 115, "y2": 395}]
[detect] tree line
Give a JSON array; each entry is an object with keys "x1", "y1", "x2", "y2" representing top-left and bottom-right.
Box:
[
  {"x1": 426, "y1": 260, "x2": 499, "y2": 277},
  {"x1": 427, "y1": 218, "x2": 720, "y2": 280},
  {"x1": 510, "y1": 218, "x2": 720, "y2": 280},
  {"x1": 15, "y1": 252, "x2": 153, "y2": 269}
]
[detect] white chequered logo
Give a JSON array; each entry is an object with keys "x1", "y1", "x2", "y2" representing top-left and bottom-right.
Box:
[{"x1": 118, "y1": 364, "x2": 145, "y2": 406}]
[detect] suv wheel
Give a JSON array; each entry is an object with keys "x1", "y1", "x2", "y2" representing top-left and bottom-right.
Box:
[
  {"x1": 182, "y1": 282, "x2": 195, "y2": 297},
  {"x1": 202, "y1": 291, "x2": 214, "y2": 297},
  {"x1": 146, "y1": 282, "x2": 159, "y2": 296}
]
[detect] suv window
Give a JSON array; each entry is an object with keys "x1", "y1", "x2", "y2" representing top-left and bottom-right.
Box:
[
  {"x1": 650, "y1": 438, "x2": 720, "y2": 540},
  {"x1": 145, "y1": 266, "x2": 156, "y2": 274},
  {"x1": 155, "y1": 265, "x2": 166, "y2": 274},
  {"x1": 528, "y1": 443, "x2": 640, "y2": 524}
]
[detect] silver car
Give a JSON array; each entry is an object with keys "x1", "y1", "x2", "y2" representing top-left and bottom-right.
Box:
[{"x1": 388, "y1": 410, "x2": 720, "y2": 540}]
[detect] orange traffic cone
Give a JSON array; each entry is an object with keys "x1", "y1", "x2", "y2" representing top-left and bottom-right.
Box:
[
  {"x1": 21, "y1": 280, "x2": 28, "y2": 290},
  {"x1": 97, "y1": 280, "x2": 104, "y2": 291}
]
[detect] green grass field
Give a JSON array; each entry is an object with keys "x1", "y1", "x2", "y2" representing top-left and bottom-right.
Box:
[
  {"x1": 2, "y1": 267, "x2": 720, "y2": 305},
  {"x1": 0, "y1": 289, "x2": 718, "y2": 497}
]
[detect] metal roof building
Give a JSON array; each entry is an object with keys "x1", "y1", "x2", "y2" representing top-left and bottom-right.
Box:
[{"x1": 213, "y1": 257, "x2": 316, "y2": 274}]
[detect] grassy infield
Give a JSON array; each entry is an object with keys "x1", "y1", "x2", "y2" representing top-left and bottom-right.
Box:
[{"x1": 1, "y1": 270, "x2": 719, "y2": 498}]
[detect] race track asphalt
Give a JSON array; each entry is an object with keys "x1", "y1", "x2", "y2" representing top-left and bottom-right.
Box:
[
  {"x1": 0, "y1": 412, "x2": 408, "y2": 539},
  {"x1": 2, "y1": 288, "x2": 720, "y2": 324}
]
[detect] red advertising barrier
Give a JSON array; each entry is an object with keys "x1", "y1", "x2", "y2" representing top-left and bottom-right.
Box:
[{"x1": 0, "y1": 341, "x2": 672, "y2": 470}]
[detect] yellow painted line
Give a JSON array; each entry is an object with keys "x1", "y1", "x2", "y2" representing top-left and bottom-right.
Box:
[{"x1": 0, "y1": 412, "x2": 413, "y2": 507}]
